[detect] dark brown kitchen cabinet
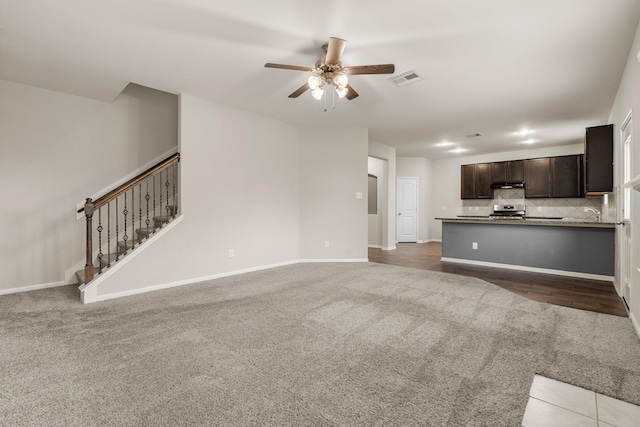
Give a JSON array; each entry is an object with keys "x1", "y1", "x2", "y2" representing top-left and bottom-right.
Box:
[
  {"x1": 475, "y1": 163, "x2": 492, "y2": 198},
  {"x1": 492, "y1": 160, "x2": 524, "y2": 183},
  {"x1": 461, "y1": 163, "x2": 492, "y2": 199},
  {"x1": 552, "y1": 155, "x2": 583, "y2": 198},
  {"x1": 584, "y1": 124, "x2": 613, "y2": 195},
  {"x1": 461, "y1": 164, "x2": 475, "y2": 199},
  {"x1": 509, "y1": 160, "x2": 524, "y2": 182},
  {"x1": 524, "y1": 157, "x2": 551, "y2": 198}
]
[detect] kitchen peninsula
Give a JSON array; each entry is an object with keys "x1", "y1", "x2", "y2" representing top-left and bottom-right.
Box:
[{"x1": 436, "y1": 217, "x2": 615, "y2": 279}]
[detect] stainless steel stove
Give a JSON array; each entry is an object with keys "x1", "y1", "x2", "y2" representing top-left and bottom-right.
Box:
[{"x1": 489, "y1": 204, "x2": 526, "y2": 219}]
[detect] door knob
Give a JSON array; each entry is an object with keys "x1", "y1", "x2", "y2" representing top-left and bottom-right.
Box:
[{"x1": 398, "y1": 213, "x2": 402, "y2": 215}]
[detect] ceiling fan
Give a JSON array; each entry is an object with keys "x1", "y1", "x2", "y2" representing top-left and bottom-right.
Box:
[{"x1": 265, "y1": 37, "x2": 395, "y2": 102}]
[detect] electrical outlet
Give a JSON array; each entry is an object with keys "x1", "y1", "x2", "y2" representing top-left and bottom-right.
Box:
[
  {"x1": 537, "y1": 206, "x2": 542, "y2": 212},
  {"x1": 324, "y1": 241, "x2": 330, "y2": 248},
  {"x1": 228, "y1": 249, "x2": 234, "y2": 258},
  {"x1": 472, "y1": 242, "x2": 478, "y2": 250}
]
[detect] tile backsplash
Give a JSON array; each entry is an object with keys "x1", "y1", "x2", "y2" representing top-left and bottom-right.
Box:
[{"x1": 461, "y1": 189, "x2": 613, "y2": 221}]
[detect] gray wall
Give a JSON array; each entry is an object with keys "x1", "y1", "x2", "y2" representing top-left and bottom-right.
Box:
[
  {"x1": 442, "y1": 222, "x2": 615, "y2": 276},
  {"x1": 0, "y1": 80, "x2": 178, "y2": 292},
  {"x1": 299, "y1": 127, "x2": 369, "y2": 260},
  {"x1": 94, "y1": 95, "x2": 369, "y2": 298}
]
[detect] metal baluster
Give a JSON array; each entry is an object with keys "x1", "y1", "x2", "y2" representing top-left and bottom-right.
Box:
[
  {"x1": 107, "y1": 203, "x2": 111, "y2": 267},
  {"x1": 158, "y1": 171, "x2": 164, "y2": 227},
  {"x1": 115, "y1": 197, "x2": 119, "y2": 261},
  {"x1": 139, "y1": 183, "x2": 142, "y2": 242},
  {"x1": 145, "y1": 180, "x2": 150, "y2": 236},
  {"x1": 97, "y1": 207, "x2": 103, "y2": 274},
  {"x1": 131, "y1": 186, "x2": 135, "y2": 247},
  {"x1": 123, "y1": 191, "x2": 129, "y2": 253},
  {"x1": 173, "y1": 163, "x2": 177, "y2": 218},
  {"x1": 165, "y1": 168, "x2": 170, "y2": 219},
  {"x1": 153, "y1": 175, "x2": 156, "y2": 229}
]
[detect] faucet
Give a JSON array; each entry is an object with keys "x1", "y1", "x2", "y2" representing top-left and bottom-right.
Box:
[{"x1": 584, "y1": 207, "x2": 601, "y2": 222}]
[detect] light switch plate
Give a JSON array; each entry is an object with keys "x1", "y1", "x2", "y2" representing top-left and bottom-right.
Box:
[{"x1": 355, "y1": 192, "x2": 363, "y2": 199}]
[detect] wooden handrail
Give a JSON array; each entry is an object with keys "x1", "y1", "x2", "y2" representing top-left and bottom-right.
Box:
[
  {"x1": 82, "y1": 152, "x2": 180, "y2": 284},
  {"x1": 79, "y1": 153, "x2": 180, "y2": 213}
]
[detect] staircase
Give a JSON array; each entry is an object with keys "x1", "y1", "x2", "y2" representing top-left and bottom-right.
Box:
[
  {"x1": 75, "y1": 205, "x2": 177, "y2": 285},
  {"x1": 76, "y1": 153, "x2": 180, "y2": 287}
]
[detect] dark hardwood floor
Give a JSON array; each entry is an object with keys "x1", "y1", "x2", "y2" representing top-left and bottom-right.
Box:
[{"x1": 368, "y1": 242, "x2": 628, "y2": 317}]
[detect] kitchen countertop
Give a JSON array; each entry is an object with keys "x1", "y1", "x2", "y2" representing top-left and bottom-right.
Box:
[{"x1": 436, "y1": 217, "x2": 615, "y2": 229}]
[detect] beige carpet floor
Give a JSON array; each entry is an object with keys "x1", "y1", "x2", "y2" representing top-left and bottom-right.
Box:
[{"x1": 1, "y1": 262, "x2": 639, "y2": 426}]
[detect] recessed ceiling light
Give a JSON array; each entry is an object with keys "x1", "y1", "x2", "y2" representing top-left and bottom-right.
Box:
[
  {"x1": 449, "y1": 148, "x2": 467, "y2": 153},
  {"x1": 521, "y1": 139, "x2": 537, "y2": 144},
  {"x1": 436, "y1": 141, "x2": 454, "y2": 147},
  {"x1": 514, "y1": 129, "x2": 535, "y2": 136}
]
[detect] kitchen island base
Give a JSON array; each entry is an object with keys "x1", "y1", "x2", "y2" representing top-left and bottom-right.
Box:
[{"x1": 441, "y1": 221, "x2": 614, "y2": 279}]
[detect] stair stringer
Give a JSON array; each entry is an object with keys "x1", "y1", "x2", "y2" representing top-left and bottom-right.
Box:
[{"x1": 80, "y1": 214, "x2": 184, "y2": 303}]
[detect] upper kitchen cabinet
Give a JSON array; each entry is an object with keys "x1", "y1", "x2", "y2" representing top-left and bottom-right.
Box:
[
  {"x1": 584, "y1": 124, "x2": 613, "y2": 195},
  {"x1": 461, "y1": 163, "x2": 492, "y2": 199},
  {"x1": 552, "y1": 155, "x2": 584, "y2": 198},
  {"x1": 475, "y1": 163, "x2": 492, "y2": 198},
  {"x1": 491, "y1": 160, "x2": 524, "y2": 184},
  {"x1": 461, "y1": 164, "x2": 475, "y2": 199},
  {"x1": 524, "y1": 157, "x2": 551, "y2": 198}
]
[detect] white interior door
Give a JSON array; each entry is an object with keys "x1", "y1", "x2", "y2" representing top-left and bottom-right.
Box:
[{"x1": 397, "y1": 177, "x2": 418, "y2": 243}]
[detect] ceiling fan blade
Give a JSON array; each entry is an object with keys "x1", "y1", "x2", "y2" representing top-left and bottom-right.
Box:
[
  {"x1": 345, "y1": 85, "x2": 359, "y2": 100},
  {"x1": 288, "y1": 83, "x2": 310, "y2": 98},
  {"x1": 265, "y1": 63, "x2": 315, "y2": 72},
  {"x1": 343, "y1": 64, "x2": 395, "y2": 75},
  {"x1": 325, "y1": 37, "x2": 347, "y2": 65}
]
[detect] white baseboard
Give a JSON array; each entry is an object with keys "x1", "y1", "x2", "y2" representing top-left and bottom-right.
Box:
[
  {"x1": 298, "y1": 258, "x2": 369, "y2": 263},
  {"x1": 382, "y1": 246, "x2": 396, "y2": 251},
  {"x1": 86, "y1": 259, "x2": 301, "y2": 303},
  {"x1": 440, "y1": 257, "x2": 614, "y2": 282},
  {"x1": 368, "y1": 244, "x2": 382, "y2": 249},
  {"x1": 428, "y1": 239, "x2": 442, "y2": 243},
  {"x1": 612, "y1": 278, "x2": 623, "y2": 297},
  {"x1": 631, "y1": 312, "x2": 640, "y2": 341},
  {"x1": 83, "y1": 257, "x2": 369, "y2": 304},
  {"x1": 0, "y1": 280, "x2": 66, "y2": 296}
]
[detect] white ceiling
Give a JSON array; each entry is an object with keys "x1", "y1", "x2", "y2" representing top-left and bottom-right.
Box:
[{"x1": 1, "y1": 0, "x2": 639, "y2": 159}]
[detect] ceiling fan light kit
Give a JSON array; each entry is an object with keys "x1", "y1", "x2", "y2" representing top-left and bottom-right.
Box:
[{"x1": 265, "y1": 37, "x2": 395, "y2": 107}]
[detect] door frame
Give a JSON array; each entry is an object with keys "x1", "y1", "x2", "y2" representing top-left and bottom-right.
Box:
[{"x1": 618, "y1": 109, "x2": 633, "y2": 309}]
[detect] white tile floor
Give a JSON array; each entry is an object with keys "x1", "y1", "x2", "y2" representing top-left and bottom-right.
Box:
[{"x1": 522, "y1": 375, "x2": 640, "y2": 427}]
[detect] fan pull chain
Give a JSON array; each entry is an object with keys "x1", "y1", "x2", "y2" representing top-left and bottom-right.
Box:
[{"x1": 323, "y1": 90, "x2": 328, "y2": 112}]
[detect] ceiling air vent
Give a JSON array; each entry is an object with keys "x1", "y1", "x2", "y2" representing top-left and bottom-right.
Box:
[{"x1": 387, "y1": 70, "x2": 423, "y2": 87}]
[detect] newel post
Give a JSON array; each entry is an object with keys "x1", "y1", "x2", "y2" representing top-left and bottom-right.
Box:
[{"x1": 84, "y1": 198, "x2": 95, "y2": 283}]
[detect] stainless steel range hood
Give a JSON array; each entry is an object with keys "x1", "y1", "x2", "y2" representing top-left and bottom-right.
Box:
[{"x1": 490, "y1": 181, "x2": 525, "y2": 189}]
